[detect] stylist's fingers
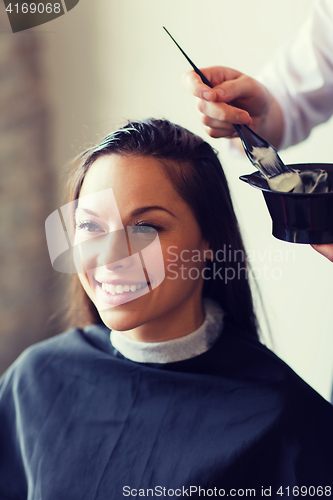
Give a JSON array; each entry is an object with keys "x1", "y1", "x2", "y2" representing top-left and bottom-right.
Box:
[
  {"x1": 200, "y1": 113, "x2": 242, "y2": 138},
  {"x1": 182, "y1": 67, "x2": 261, "y2": 103},
  {"x1": 311, "y1": 244, "x2": 333, "y2": 262},
  {"x1": 196, "y1": 98, "x2": 251, "y2": 126},
  {"x1": 182, "y1": 66, "x2": 267, "y2": 138},
  {"x1": 212, "y1": 74, "x2": 264, "y2": 105},
  {"x1": 203, "y1": 124, "x2": 238, "y2": 139},
  {"x1": 181, "y1": 70, "x2": 217, "y2": 101},
  {"x1": 181, "y1": 67, "x2": 242, "y2": 101},
  {"x1": 197, "y1": 112, "x2": 250, "y2": 139},
  {"x1": 201, "y1": 116, "x2": 237, "y2": 133}
]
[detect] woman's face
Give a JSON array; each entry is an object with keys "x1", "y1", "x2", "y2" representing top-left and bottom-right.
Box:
[{"x1": 74, "y1": 154, "x2": 210, "y2": 342}]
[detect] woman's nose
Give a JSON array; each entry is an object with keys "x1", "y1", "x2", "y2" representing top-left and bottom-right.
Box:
[{"x1": 96, "y1": 229, "x2": 130, "y2": 269}]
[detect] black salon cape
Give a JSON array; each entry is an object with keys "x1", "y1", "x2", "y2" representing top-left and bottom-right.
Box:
[{"x1": 1, "y1": 318, "x2": 333, "y2": 500}]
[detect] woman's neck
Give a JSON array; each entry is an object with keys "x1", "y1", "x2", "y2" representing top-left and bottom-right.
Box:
[{"x1": 119, "y1": 294, "x2": 205, "y2": 343}]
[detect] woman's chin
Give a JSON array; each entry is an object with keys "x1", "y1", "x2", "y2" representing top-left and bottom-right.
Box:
[{"x1": 98, "y1": 309, "x2": 143, "y2": 333}]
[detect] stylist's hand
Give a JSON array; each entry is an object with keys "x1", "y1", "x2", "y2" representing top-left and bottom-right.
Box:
[
  {"x1": 181, "y1": 66, "x2": 284, "y2": 149},
  {"x1": 311, "y1": 244, "x2": 333, "y2": 262}
]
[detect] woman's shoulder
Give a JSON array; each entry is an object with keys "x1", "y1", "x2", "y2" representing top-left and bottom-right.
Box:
[{"x1": 0, "y1": 324, "x2": 111, "y2": 395}]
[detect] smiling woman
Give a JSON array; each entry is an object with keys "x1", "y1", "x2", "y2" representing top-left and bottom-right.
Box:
[
  {"x1": 73, "y1": 154, "x2": 211, "y2": 341},
  {"x1": 0, "y1": 119, "x2": 333, "y2": 497}
]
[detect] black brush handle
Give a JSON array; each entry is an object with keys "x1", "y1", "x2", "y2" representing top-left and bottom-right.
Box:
[
  {"x1": 163, "y1": 27, "x2": 242, "y2": 136},
  {"x1": 163, "y1": 27, "x2": 213, "y2": 88}
]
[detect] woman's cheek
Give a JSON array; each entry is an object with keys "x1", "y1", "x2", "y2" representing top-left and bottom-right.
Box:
[
  {"x1": 73, "y1": 239, "x2": 96, "y2": 301},
  {"x1": 164, "y1": 244, "x2": 207, "y2": 282},
  {"x1": 164, "y1": 248, "x2": 190, "y2": 283},
  {"x1": 137, "y1": 233, "x2": 165, "y2": 290},
  {"x1": 74, "y1": 234, "x2": 106, "y2": 277}
]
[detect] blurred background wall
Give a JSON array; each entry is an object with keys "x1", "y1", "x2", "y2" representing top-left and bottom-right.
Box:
[
  {"x1": 1, "y1": 0, "x2": 332, "y2": 399},
  {"x1": 0, "y1": 4, "x2": 59, "y2": 372}
]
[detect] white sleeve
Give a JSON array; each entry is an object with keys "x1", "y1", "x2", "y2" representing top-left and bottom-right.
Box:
[{"x1": 256, "y1": 0, "x2": 333, "y2": 150}]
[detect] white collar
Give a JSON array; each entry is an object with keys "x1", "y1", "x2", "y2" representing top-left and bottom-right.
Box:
[{"x1": 110, "y1": 299, "x2": 224, "y2": 364}]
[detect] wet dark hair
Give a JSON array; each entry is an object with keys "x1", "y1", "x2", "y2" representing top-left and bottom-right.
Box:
[{"x1": 67, "y1": 118, "x2": 259, "y2": 339}]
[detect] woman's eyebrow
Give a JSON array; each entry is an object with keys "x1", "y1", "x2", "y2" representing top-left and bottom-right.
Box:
[
  {"x1": 75, "y1": 207, "x2": 100, "y2": 217},
  {"x1": 131, "y1": 206, "x2": 176, "y2": 218}
]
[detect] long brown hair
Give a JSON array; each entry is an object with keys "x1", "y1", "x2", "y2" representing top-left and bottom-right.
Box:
[{"x1": 66, "y1": 119, "x2": 259, "y2": 339}]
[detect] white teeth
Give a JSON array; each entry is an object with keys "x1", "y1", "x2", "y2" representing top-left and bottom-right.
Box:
[{"x1": 101, "y1": 282, "x2": 149, "y2": 294}]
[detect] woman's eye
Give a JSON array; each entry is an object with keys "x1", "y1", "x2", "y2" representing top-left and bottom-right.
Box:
[
  {"x1": 75, "y1": 221, "x2": 103, "y2": 234},
  {"x1": 132, "y1": 226, "x2": 154, "y2": 234},
  {"x1": 129, "y1": 223, "x2": 161, "y2": 235}
]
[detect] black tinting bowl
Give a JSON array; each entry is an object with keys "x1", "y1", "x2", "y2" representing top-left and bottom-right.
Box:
[{"x1": 240, "y1": 163, "x2": 333, "y2": 244}]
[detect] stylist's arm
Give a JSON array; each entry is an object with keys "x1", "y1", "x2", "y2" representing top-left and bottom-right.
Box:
[{"x1": 181, "y1": 66, "x2": 284, "y2": 149}]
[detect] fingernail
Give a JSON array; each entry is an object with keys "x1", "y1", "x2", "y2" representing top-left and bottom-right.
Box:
[
  {"x1": 202, "y1": 91, "x2": 213, "y2": 100},
  {"x1": 216, "y1": 89, "x2": 226, "y2": 98}
]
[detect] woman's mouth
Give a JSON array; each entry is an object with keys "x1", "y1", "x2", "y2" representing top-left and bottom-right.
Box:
[
  {"x1": 93, "y1": 279, "x2": 151, "y2": 308},
  {"x1": 101, "y1": 282, "x2": 149, "y2": 295}
]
